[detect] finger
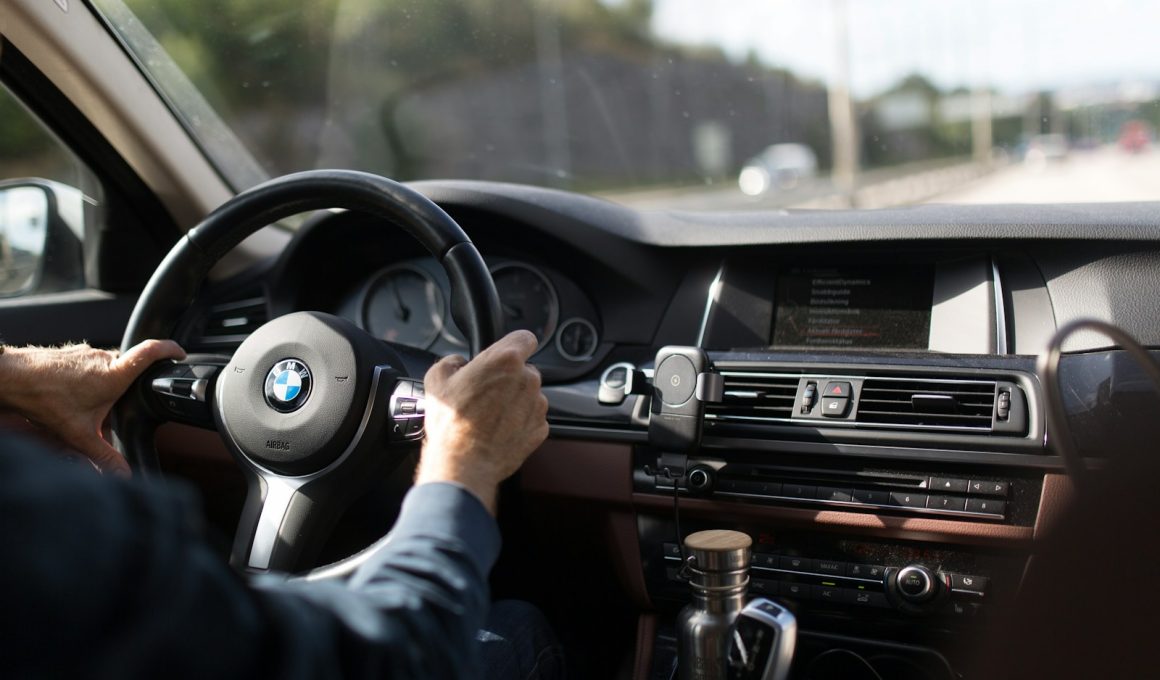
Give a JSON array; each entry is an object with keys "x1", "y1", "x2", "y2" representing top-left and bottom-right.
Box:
[
  {"x1": 425, "y1": 353, "x2": 468, "y2": 388},
  {"x1": 70, "y1": 433, "x2": 132, "y2": 478},
  {"x1": 523, "y1": 363, "x2": 542, "y2": 390},
  {"x1": 114, "y1": 339, "x2": 187, "y2": 376},
  {"x1": 477, "y1": 330, "x2": 539, "y2": 365},
  {"x1": 529, "y1": 420, "x2": 550, "y2": 450}
]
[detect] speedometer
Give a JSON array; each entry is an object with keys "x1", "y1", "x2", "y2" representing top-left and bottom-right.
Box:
[
  {"x1": 491, "y1": 263, "x2": 559, "y2": 350},
  {"x1": 361, "y1": 264, "x2": 445, "y2": 348}
]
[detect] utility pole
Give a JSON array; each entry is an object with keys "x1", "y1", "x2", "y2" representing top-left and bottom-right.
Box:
[
  {"x1": 534, "y1": 0, "x2": 572, "y2": 187},
  {"x1": 970, "y1": 0, "x2": 993, "y2": 163},
  {"x1": 971, "y1": 89, "x2": 994, "y2": 162},
  {"x1": 828, "y1": 0, "x2": 858, "y2": 204}
]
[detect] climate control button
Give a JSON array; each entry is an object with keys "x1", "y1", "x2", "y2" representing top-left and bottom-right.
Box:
[{"x1": 896, "y1": 565, "x2": 936, "y2": 603}]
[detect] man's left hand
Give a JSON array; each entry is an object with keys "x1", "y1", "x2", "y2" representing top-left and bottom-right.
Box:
[{"x1": 0, "y1": 340, "x2": 186, "y2": 476}]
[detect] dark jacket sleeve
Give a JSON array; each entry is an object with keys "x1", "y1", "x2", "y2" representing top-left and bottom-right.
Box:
[{"x1": 0, "y1": 434, "x2": 500, "y2": 679}]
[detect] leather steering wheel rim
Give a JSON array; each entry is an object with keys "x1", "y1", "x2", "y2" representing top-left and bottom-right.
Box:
[{"x1": 114, "y1": 169, "x2": 503, "y2": 474}]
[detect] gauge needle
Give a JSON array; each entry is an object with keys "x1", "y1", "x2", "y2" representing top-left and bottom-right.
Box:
[
  {"x1": 502, "y1": 302, "x2": 522, "y2": 319},
  {"x1": 391, "y1": 281, "x2": 411, "y2": 322}
]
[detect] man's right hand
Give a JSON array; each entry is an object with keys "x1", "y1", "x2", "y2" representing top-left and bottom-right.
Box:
[{"x1": 415, "y1": 330, "x2": 549, "y2": 514}]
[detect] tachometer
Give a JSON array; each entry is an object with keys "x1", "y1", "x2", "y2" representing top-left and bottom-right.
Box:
[
  {"x1": 491, "y1": 263, "x2": 559, "y2": 350},
  {"x1": 361, "y1": 264, "x2": 445, "y2": 348}
]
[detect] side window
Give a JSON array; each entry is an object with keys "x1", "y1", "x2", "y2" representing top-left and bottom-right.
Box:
[{"x1": 0, "y1": 82, "x2": 94, "y2": 297}]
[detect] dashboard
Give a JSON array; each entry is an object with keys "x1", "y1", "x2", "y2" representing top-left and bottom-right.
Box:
[{"x1": 180, "y1": 181, "x2": 1160, "y2": 679}]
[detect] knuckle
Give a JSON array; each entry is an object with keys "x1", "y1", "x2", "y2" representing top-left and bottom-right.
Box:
[{"x1": 495, "y1": 349, "x2": 524, "y2": 370}]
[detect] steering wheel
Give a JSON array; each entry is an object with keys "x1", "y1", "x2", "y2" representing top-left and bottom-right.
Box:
[{"x1": 113, "y1": 170, "x2": 502, "y2": 574}]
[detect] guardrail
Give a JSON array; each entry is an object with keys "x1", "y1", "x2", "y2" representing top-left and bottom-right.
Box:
[{"x1": 793, "y1": 157, "x2": 1001, "y2": 210}]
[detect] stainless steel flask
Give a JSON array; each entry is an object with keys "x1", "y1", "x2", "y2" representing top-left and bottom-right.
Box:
[{"x1": 676, "y1": 530, "x2": 752, "y2": 680}]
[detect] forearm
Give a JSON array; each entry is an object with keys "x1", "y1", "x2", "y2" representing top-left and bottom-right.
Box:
[
  {"x1": 0, "y1": 346, "x2": 55, "y2": 414},
  {"x1": 254, "y1": 482, "x2": 502, "y2": 678},
  {"x1": 1, "y1": 440, "x2": 501, "y2": 679},
  {"x1": 415, "y1": 443, "x2": 500, "y2": 515}
]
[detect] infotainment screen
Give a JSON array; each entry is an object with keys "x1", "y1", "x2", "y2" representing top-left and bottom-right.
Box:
[{"x1": 771, "y1": 266, "x2": 934, "y2": 349}]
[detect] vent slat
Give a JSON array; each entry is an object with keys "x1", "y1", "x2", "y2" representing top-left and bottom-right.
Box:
[
  {"x1": 855, "y1": 387, "x2": 994, "y2": 398},
  {"x1": 857, "y1": 377, "x2": 996, "y2": 431},
  {"x1": 707, "y1": 374, "x2": 800, "y2": 420}
]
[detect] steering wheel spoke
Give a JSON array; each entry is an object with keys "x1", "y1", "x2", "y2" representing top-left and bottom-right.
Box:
[{"x1": 229, "y1": 364, "x2": 425, "y2": 572}]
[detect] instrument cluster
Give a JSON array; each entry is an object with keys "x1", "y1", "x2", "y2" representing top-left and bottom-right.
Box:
[{"x1": 346, "y1": 256, "x2": 603, "y2": 368}]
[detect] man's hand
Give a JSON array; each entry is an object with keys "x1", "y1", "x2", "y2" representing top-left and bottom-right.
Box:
[
  {"x1": 416, "y1": 330, "x2": 549, "y2": 514},
  {"x1": 0, "y1": 340, "x2": 186, "y2": 476}
]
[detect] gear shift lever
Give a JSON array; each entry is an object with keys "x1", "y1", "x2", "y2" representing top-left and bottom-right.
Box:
[{"x1": 727, "y1": 599, "x2": 797, "y2": 680}]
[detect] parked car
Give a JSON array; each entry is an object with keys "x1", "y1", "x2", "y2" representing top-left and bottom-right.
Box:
[
  {"x1": 738, "y1": 143, "x2": 819, "y2": 196},
  {"x1": 1023, "y1": 133, "x2": 1069, "y2": 166},
  {"x1": 1119, "y1": 119, "x2": 1151, "y2": 153}
]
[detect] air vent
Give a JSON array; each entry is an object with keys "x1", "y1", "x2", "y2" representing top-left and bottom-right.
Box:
[
  {"x1": 856, "y1": 377, "x2": 996, "y2": 431},
  {"x1": 706, "y1": 372, "x2": 801, "y2": 421},
  {"x1": 199, "y1": 295, "x2": 268, "y2": 346}
]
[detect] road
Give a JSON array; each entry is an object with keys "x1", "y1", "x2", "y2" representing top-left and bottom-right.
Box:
[
  {"x1": 602, "y1": 157, "x2": 993, "y2": 212},
  {"x1": 932, "y1": 146, "x2": 1160, "y2": 204},
  {"x1": 601, "y1": 146, "x2": 1160, "y2": 212}
]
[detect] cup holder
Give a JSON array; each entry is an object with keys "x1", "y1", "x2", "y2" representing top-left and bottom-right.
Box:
[{"x1": 793, "y1": 632, "x2": 956, "y2": 680}]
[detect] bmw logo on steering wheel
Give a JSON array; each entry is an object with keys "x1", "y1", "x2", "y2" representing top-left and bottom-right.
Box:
[{"x1": 264, "y1": 359, "x2": 313, "y2": 413}]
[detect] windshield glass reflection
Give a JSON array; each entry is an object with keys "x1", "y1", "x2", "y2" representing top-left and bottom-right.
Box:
[{"x1": 96, "y1": 0, "x2": 1160, "y2": 210}]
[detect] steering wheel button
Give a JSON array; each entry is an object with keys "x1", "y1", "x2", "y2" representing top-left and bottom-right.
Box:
[
  {"x1": 395, "y1": 398, "x2": 418, "y2": 416},
  {"x1": 404, "y1": 417, "x2": 424, "y2": 438}
]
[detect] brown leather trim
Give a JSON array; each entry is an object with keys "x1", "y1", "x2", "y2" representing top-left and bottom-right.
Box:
[
  {"x1": 607, "y1": 510, "x2": 653, "y2": 609},
  {"x1": 1017, "y1": 473, "x2": 1072, "y2": 592},
  {"x1": 520, "y1": 439, "x2": 633, "y2": 506},
  {"x1": 521, "y1": 440, "x2": 653, "y2": 606},
  {"x1": 1031, "y1": 473, "x2": 1074, "y2": 540},
  {"x1": 633, "y1": 493, "x2": 1034, "y2": 547},
  {"x1": 632, "y1": 613, "x2": 658, "y2": 680}
]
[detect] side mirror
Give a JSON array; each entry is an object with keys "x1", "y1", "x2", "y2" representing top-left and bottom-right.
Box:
[{"x1": 0, "y1": 180, "x2": 84, "y2": 297}]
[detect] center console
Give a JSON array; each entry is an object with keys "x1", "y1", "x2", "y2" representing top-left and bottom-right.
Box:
[{"x1": 618, "y1": 251, "x2": 1056, "y2": 679}]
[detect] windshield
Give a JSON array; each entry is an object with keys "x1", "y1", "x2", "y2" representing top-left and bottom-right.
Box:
[{"x1": 92, "y1": 0, "x2": 1160, "y2": 211}]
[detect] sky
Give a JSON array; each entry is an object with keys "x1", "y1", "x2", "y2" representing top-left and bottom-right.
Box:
[{"x1": 650, "y1": 0, "x2": 1160, "y2": 98}]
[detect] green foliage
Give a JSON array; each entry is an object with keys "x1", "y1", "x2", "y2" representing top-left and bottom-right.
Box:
[{"x1": 0, "y1": 86, "x2": 79, "y2": 184}]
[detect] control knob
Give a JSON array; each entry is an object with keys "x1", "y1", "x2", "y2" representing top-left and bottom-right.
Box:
[
  {"x1": 895, "y1": 565, "x2": 937, "y2": 604},
  {"x1": 686, "y1": 466, "x2": 714, "y2": 495}
]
